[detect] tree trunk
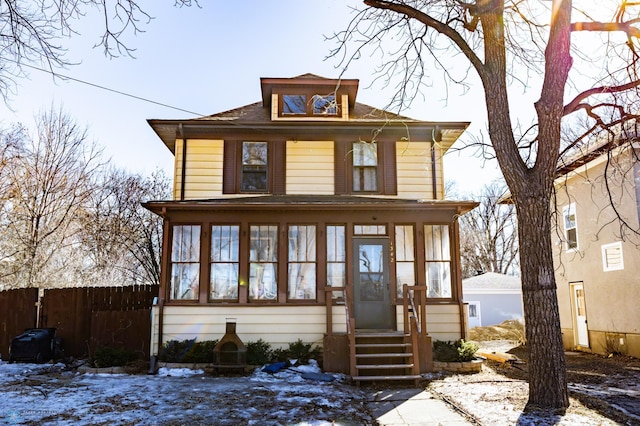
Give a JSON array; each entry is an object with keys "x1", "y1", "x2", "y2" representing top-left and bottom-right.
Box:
[{"x1": 515, "y1": 191, "x2": 569, "y2": 410}]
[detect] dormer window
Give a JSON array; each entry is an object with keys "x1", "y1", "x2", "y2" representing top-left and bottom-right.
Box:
[
  {"x1": 313, "y1": 95, "x2": 337, "y2": 115},
  {"x1": 279, "y1": 93, "x2": 339, "y2": 117},
  {"x1": 283, "y1": 95, "x2": 306, "y2": 115}
]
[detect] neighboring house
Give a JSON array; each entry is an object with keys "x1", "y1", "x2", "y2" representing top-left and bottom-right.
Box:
[
  {"x1": 553, "y1": 138, "x2": 640, "y2": 358},
  {"x1": 462, "y1": 272, "x2": 523, "y2": 328},
  {"x1": 143, "y1": 74, "x2": 477, "y2": 378}
]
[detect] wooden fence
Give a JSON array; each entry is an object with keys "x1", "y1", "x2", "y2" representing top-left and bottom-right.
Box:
[
  {"x1": 0, "y1": 288, "x2": 38, "y2": 361},
  {"x1": 0, "y1": 285, "x2": 158, "y2": 361}
]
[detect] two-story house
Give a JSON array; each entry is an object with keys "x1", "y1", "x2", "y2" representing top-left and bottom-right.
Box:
[
  {"x1": 553, "y1": 138, "x2": 640, "y2": 358},
  {"x1": 143, "y1": 74, "x2": 477, "y2": 379}
]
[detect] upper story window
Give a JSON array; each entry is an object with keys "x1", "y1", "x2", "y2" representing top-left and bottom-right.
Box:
[
  {"x1": 279, "y1": 93, "x2": 339, "y2": 117},
  {"x1": 563, "y1": 203, "x2": 578, "y2": 250},
  {"x1": 223, "y1": 140, "x2": 285, "y2": 195},
  {"x1": 242, "y1": 142, "x2": 268, "y2": 192},
  {"x1": 353, "y1": 142, "x2": 378, "y2": 192},
  {"x1": 283, "y1": 95, "x2": 306, "y2": 115}
]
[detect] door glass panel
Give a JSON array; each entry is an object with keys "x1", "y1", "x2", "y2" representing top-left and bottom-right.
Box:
[{"x1": 358, "y1": 243, "x2": 385, "y2": 302}]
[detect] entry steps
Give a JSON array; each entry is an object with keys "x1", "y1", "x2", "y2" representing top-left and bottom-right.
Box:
[{"x1": 352, "y1": 331, "x2": 421, "y2": 385}]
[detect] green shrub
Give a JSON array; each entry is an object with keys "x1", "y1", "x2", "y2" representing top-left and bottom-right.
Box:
[
  {"x1": 246, "y1": 339, "x2": 273, "y2": 365},
  {"x1": 92, "y1": 346, "x2": 138, "y2": 368},
  {"x1": 158, "y1": 339, "x2": 218, "y2": 363},
  {"x1": 273, "y1": 339, "x2": 322, "y2": 365},
  {"x1": 433, "y1": 339, "x2": 478, "y2": 362}
]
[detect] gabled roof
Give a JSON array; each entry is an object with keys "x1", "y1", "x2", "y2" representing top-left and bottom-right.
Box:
[{"x1": 462, "y1": 272, "x2": 521, "y2": 293}]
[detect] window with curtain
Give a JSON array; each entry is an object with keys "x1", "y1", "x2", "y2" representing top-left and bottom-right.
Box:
[
  {"x1": 424, "y1": 224, "x2": 451, "y2": 298},
  {"x1": 395, "y1": 225, "x2": 416, "y2": 297},
  {"x1": 353, "y1": 141, "x2": 378, "y2": 192},
  {"x1": 287, "y1": 225, "x2": 317, "y2": 300},
  {"x1": 170, "y1": 225, "x2": 201, "y2": 301},
  {"x1": 210, "y1": 225, "x2": 240, "y2": 300},
  {"x1": 249, "y1": 225, "x2": 278, "y2": 300}
]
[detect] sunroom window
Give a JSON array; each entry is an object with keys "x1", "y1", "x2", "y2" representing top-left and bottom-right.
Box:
[
  {"x1": 170, "y1": 225, "x2": 201, "y2": 301},
  {"x1": 395, "y1": 225, "x2": 416, "y2": 297},
  {"x1": 287, "y1": 225, "x2": 317, "y2": 300},
  {"x1": 424, "y1": 224, "x2": 451, "y2": 298},
  {"x1": 249, "y1": 225, "x2": 278, "y2": 300},
  {"x1": 326, "y1": 225, "x2": 346, "y2": 299},
  {"x1": 210, "y1": 225, "x2": 240, "y2": 300}
]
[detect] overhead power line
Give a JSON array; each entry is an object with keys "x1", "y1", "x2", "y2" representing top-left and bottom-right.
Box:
[{"x1": 16, "y1": 62, "x2": 206, "y2": 117}]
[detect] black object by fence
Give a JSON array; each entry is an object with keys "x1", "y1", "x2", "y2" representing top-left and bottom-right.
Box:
[{"x1": 0, "y1": 285, "x2": 158, "y2": 361}]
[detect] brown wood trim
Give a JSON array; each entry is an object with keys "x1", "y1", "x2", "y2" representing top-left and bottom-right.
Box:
[
  {"x1": 383, "y1": 141, "x2": 397, "y2": 195},
  {"x1": 334, "y1": 140, "x2": 348, "y2": 194},
  {"x1": 272, "y1": 140, "x2": 286, "y2": 195},
  {"x1": 223, "y1": 140, "x2": 238, "y2": 194}
]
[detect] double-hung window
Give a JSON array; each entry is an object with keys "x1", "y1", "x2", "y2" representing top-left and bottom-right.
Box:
[
  {"x1": 352, "y1": 141, "x2": 378, "y2": 192},
  {"x1": 287, "y1": 225, "x2": 317, "y2": 300},
  {"x1": 563, "y1": 203, "x2": 578, "y2": 250},
  {"x1": 241, "y1": 142, "x2": 268, "y2": 192},
  {"x1": 210, "y1": 225, "x2": 240, "y2": 300},
  {"x1": 170, "y1": 225, "x2": 201, "y2": 301},
  {"x1": 425, "y1": 225, "x2": 451, "y2": 298}
]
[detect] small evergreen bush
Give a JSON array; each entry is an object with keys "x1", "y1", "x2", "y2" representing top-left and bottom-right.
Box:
[
  {"x1": 433, "y1": 339, "x2": 479, "y2": 362},
  {"x1": 92, "y1": 346, "x2": 138, "y2": 368},
  {"x1": 246, "y1": 339, "x2": 273, "y2": 365},
  {"x1": 158, "y1": 338, "x2": 218, "y2": 363},
  {"x1": 272, "y1": 339, "x2": 322, "y2": 365}
]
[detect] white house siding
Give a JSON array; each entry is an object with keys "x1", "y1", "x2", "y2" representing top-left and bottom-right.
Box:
[
  {"x1": 394, "y1": 304, "x2": 462, "y2": 342},
  {"x1": 395, "y1": 141, "x2": 445, "y2": 200},
  {"x1": 286, "y1": 141, "x2": 334, "y2": 194},
  {"x1": 150, "y1": 304, "x2": 460, "y2": 355},
  {"x1": 173, "y1": 139, "x2": 224, "y2": 200}
]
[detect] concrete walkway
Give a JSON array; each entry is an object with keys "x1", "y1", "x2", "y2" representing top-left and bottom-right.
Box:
[{"x1": 367, "y1": 388, "x2": 474, "y2": 425}]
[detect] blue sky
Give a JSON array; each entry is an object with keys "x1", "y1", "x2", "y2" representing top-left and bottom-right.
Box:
[{"x1": 0, "y1": 1, "x2": 500, "y2": 194}]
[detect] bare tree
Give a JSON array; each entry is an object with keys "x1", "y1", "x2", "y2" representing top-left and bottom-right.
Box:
[
  {"x1": 330, "y1": 0, "x2": 640, "y2": 409},
  {"x1": 1, "y1": 107, "x2": 103, "y2": 289},
  {"x1": 0, "y1": 0, "x2": 197, "y2": 100},
  {"x1": 459, "y1": 182, "x2": 519, "y2": 278},
  {"x1": 78, "y1": 167, "x2": 169, "y2": 286}
]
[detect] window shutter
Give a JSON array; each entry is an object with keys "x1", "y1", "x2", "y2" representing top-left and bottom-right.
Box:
[
  {"x1": 272, "y1": 140, "x2": 286, "y2": 195},
  {"x1": 382, "y1": 141, "x2": 397, "y2": 195},
  {"x1": 223, "y1": 140, "x2": 238, "y2": 194},
  {"x1": 334, "y1": 140, "x2": 348, "y2": 195}
]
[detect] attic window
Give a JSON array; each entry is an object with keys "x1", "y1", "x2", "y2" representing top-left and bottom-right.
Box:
[
  {"x1": 313, "y1": 95, "x2": 337, "y2": 115},
  {"x1": 283, "y1": 95, "x2": 306, "y2": 115}
]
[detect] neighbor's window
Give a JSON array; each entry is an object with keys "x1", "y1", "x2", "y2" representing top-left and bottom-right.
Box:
[
  {"x1": 210, "y1": 225, "x2": 240, "y2": 300},
  {"x1": 242, "y1": 142, "x2": 268, "y2": 192},
  {"x1": 424, "y1": 224, "x2": 451, "y2": 298},
  {"x1": 313, "y1": 95, "x2": 337, "y2": 115},
  {"x1": 326, "y1": 225, "x2": 346, "y2": 299},
  {"x1": 395, "y1": 225, "x2": 416, "y2": 298},
  {"x1": 288, "y1": 225, "x2": 317, "y2": 300},
  {"x1": 353, "y1": 141, "x2": 378, "y2": 192},
  {"x1": 170, "y1": 225, "x2": 201, "y2": 301},
  {"x1": 563, "y1": 203, "x2": 578, "y2": 250},
  {"x1": 249, "y1": 225, "x2": 278, "y2": 300},
  {"x1": 283, "y1": 95, "x2": 306, "y2": 115},
  {"x1": 601, "y1": 242, "x2": 624, "y2": 271}
]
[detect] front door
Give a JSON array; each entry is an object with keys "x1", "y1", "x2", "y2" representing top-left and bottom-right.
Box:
[
  {"x1": 353, "y1": 238, "x2": 394, "y2": 330},
  {"x1": 571, "y1": 282, "x2": 590, "y2": 348}
]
